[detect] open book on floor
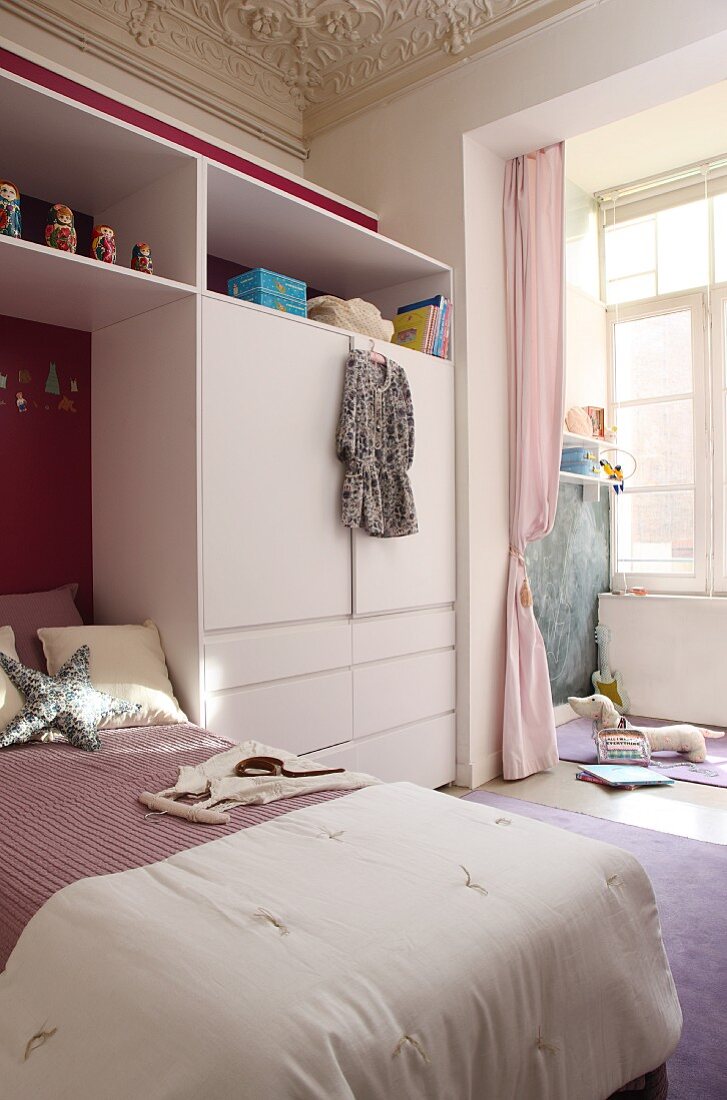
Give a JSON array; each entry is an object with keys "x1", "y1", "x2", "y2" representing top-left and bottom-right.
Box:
[{"x1": 577, "y1": 765, "x2": 675, "y2": 788}]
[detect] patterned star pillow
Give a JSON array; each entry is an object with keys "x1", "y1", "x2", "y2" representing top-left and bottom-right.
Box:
[{"x1": 0, "y1": 646, "x2": 141, "y2": 752}]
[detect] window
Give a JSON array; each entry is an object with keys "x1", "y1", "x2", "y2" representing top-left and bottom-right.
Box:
[
  {"x1": 710, "y1": 287, "x2": 727, "y2": 590},
  {"x1": 609, "y1": 297, "x2": 706, "y2": 592},
  {"x1": 601, "y1": 169, "x2": 727, "y2": 595},
  {"x1": 604, "y1": 200, "x2": 709, "y2": 304}
]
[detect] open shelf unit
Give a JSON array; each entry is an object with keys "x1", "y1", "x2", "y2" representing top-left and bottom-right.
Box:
[
  {"x1": 2, "y1": 57, "x2": 456, "y2": 789},
  {"x1": 205, "y1": 162, "x2": 451, "y2": 321},
  {"x1": 1, "y1": 63, "x2": 452, "y2": 348}
]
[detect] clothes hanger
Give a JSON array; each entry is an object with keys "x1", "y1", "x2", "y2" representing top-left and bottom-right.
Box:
[{"x1": 367, "y1": 337, "x2": 387, "y2": 365}]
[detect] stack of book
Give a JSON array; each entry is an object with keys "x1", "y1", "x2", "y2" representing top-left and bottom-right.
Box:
[
  {"x1": 392, "y1": 295, "x2": 452, "y2": 357},
  {"x1": 576, "y1": 765, "x2": 674, "y2": 789}
]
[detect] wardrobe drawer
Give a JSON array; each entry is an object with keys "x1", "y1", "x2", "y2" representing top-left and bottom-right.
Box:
[
  {"x1": 353, "y1": 649, "x2": 455, "y2": 739},
  {"x1": 302, "y1": 741, "x2": 359, "y2": 771},
  {"x1": 205, "y1": 670, "x2": 352, "y2": 755},
  {"x1": 356, "y1": 715, "x2": 456, "y2": 788},
  {"x1": 204, "y1": 622, "x2": 352, "y2": 692},
  {"x1": 352, "y1": 609, "x2": 455, "y2": 664}
]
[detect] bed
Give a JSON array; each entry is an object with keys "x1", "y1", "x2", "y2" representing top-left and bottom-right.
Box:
[{"x1": 0, "y1": 721, "x2": 681, "y2": 1099}]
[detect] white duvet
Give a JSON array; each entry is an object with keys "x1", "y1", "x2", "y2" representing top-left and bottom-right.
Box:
[{"x1": 0, "y1": 784, "x2": 681, "y2": 1100}]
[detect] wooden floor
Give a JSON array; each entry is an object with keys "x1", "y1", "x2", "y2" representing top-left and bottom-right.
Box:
[{"x1": 443, "y1": 761, "x2": 727, "y2": 844}]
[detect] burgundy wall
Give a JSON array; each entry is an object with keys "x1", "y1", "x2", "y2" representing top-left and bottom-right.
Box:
[{"x1": 0, "y1": 315, "x2": 93, "y2": 621}]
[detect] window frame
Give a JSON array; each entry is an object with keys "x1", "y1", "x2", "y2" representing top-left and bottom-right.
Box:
[
  {"x1": 607, "y1": 292, "x2": 708, "y2": 595},
  {"x1": 710, "y1": 285, "x2": 727, "y2": 592}
]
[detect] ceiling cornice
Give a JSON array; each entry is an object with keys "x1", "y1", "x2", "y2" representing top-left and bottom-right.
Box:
[{"x1": 4, "y1": 0, "x2": 588, "y2": 158}]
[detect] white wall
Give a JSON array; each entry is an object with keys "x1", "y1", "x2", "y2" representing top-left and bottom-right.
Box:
[
  {"x1": 564, "y1": 176, "x2": 608, "y2": 421},
  {"x1": 599, "y1": 594, "x2": 724, "y2": 726},
  {"x1": 461, "y1": 137, "x2": 509, "y2": 783},
  {"x1": 565, "y1": 286, "x2": 608, "y2": 414},
  {"x1": 565, "y1": 178, "x2": 600, "y2": 299},
  {"x1": 307, "y1": 0, "x2": 727, "y2": 785}
]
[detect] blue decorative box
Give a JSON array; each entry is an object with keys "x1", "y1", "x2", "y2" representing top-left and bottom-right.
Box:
[
  {"x1": 230, "y1": 289, "x2": 308, "y2": 317},
  {"x1": 228, "y1": 267, "x2": 307, "y2": 303}
]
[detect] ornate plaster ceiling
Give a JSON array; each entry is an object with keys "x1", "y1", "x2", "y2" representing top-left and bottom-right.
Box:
[{"x1": 8, "y1": 0, "x2": 586, "y2": 158}]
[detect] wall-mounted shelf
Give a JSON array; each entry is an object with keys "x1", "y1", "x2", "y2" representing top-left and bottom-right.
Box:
[
  {"x1": 0, "y1": 235, "x2": 194, "y2": 332},
  {"x1": 562, "y1": 431, "x2": 617, "y2": 450},
  {"x1": 561, "y1": 432, "x2": 615, "y2": 502}
]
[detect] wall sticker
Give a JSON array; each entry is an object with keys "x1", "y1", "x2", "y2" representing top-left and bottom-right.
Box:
[{"x1": 45, "y1": 362, "x2": 60, "y2": 395}]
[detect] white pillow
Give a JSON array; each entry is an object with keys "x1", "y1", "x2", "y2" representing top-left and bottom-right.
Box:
[
  {"x1": 0, "y1": 625, "x2": 23, "y2": 730},
  {"x1": 38, "y1": 620, "x2": 187, "y2": 730}
]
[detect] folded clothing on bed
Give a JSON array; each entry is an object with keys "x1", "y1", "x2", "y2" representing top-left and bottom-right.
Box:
[
  {"x1": 0, "y1": 723, "x2": 359, "y2": 971},
  {"x1": 150, "y1": 738, "x2": 378, "y2": 814}
]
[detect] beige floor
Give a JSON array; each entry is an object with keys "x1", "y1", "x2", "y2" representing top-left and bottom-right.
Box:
[{"x1": 443, "y1": 761, "x2": 727, "y2": 845}]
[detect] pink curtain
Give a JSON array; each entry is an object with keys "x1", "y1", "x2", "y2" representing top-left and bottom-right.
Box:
[{"x1": 502, "y1": 142, "x2": 565, "y2": 781}]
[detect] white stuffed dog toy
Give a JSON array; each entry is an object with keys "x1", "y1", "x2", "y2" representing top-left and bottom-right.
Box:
[{"x1": 568, "y1": 693, "x2": 724, "y2": 763}]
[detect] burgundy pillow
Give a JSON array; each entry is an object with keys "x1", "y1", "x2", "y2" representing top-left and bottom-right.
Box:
[{"x1": 0, "y1": 584, "x2": 83, "y2": 671}]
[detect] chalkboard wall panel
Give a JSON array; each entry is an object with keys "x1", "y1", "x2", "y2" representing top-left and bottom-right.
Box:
[{"x1": 525, "y1": 482, "x2": 610, "y2": 706}]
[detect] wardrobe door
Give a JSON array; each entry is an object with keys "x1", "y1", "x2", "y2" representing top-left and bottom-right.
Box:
[
  {"x1": 202, "y1": 298, "x2": 351, "y2": 630},
  {"x1": 352, "y1": 343, "x2": 456, "y2": 614}
]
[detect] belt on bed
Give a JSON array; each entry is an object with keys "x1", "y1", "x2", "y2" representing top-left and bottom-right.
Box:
[{"x1": 234, "y1": 756, "x2": 345, "y2": 779}]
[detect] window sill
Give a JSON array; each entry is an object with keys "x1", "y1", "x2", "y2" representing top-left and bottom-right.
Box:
[{"x1": 601, "y1": 591, "x2": 727, "y2": 603}]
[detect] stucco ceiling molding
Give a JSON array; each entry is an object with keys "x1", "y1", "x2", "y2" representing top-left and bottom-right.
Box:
[
  {"x1": 5, "y1": 0, "x2": 590, "y2": 155},
  {"x1": 5, "y1": 0, "x2": 308, "y2": 157}
]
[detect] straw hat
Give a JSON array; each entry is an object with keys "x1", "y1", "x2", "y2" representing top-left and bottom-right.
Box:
[{"x1": 307, "y1": 296, "x2": 394, "y2": 341}]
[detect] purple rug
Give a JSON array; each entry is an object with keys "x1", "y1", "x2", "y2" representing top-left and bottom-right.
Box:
[
  {"x1": 463, "y1": 790, "x2": 727, "y2": 1100},
  {"x1": 558, "y1": 716, "x2": 727, "y2": 788}
]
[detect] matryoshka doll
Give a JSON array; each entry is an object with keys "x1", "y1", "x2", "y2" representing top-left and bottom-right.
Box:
[
  {"x1": 90, "y1": 224, "x2": 116, "y2": 264},
  {"x1": 0, "y1": 180, "x2": 21, "y2": 238},
  {"x1": 131, "y1": 242, "x2": 153, "y2": 275},
  {"x1": 45, "y1": 204, "x2": 77, "y2": 253}
]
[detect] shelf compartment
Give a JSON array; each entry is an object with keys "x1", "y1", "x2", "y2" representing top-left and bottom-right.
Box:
[
  {"x1": 0, "y1": 236, "x2": 194, "y2": 332},
  {"x1": 205, "y1": 162, "x2": 452, "y2": 314},
  {"x1": 1, "y1": 69, "x2": 195, "y2": 217},
  {"x1": 559, "y1": 468, "x2": 611, "y2": 503}
]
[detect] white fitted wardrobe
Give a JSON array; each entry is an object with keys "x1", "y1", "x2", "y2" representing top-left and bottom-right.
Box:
[{"x1": 2, "y1": 64, "x2": 456, "y2": 788}]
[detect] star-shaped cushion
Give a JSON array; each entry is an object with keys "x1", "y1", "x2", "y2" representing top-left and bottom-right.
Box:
[{"x1": 0, "y1": 646, "x2": 141, "y2": 752}]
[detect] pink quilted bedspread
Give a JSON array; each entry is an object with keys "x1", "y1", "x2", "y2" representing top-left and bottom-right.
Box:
[{"x1": 0, "y1": 723, "x2": 351, "y2": 970}]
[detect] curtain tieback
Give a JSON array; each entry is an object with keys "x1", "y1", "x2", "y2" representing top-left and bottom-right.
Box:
[{"x1": 509, "y1": 545, "x2": 533, "y2": 609}]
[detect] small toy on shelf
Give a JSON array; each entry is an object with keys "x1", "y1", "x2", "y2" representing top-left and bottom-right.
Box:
[
  {"x1": 0, "y1": 180, "x2": 22, "y2": 238},
  {"x1": 131, "y1": 242, "x2": 153, "y2": 274},
  {"x1": 90, "y1": 224, "x2": 116, "y2": 264},
  {"x1": 599, "y1": 447, "x2": 636, "y2": 494},
  {"x1": 600, "y1": 458, "x2": 624, "y2": 492},
  {"x1": 45, "y1": 204, "x2": 77, "y2": 253}
]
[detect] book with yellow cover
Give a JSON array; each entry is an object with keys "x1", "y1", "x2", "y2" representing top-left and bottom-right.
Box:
[{"x1": 393, "y1": 306, "x2": 438, "y2": 352}]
